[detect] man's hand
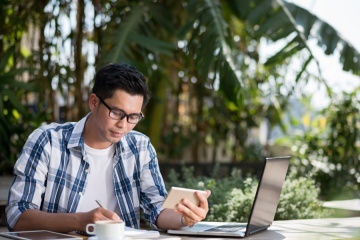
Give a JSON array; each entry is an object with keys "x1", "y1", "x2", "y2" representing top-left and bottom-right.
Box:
[
  {"x1": 14, "y1": 208, "x2": 121, "y2": 233},
  {"x1": 77, "y1": 207, "x2": 122, "y2": 231},
  {"x1": 175, "y1": 190, "x2": 211, "y2": 226}
]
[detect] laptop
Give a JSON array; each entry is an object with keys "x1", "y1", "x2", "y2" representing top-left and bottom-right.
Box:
[{"x1": 167, "y1": 156, "x2": 291, "y2": 238}]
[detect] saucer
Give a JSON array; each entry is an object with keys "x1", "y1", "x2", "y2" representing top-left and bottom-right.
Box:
[{"x1": 87, "y1": 237, "x2": 128, "y2": 240}]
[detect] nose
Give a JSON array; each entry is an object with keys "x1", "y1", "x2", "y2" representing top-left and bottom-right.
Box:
[{"x1": 116, "y1": 116, "x2": 128, "y2": 128}]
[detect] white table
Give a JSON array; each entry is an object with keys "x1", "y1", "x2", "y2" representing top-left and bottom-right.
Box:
[
  {"x1": 323, "y1": 199, "x2": 360, "y2": 211},
  {"x1": 1, "y1": 217, "x2": 360, "y2": 239},
  {"x1": 164, "y1": 217, "x2": 360, "y2": 239}
]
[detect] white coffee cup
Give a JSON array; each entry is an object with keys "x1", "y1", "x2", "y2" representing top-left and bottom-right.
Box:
[{"x1": 86, "y1": 220, "x2": 125, "y2": 240}]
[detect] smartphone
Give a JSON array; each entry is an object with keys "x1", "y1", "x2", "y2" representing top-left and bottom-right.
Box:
[{"x1": 162, "y1": 187, "x2": 207, "y2": 209}]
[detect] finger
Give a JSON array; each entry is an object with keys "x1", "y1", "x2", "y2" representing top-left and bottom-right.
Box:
[
  {"x1": 196, "y1": 190, "x2": 210, "y2": 209},
  {"x1": 182, "y1": 215, "x2": 197, "y2": 227},
  {"x1": 205, "y1": 190, "x2": 211, "y2": 198},
  {"x1": 101, "y1": 208, "x2": 122, "y2": 221},
  {"x1": 177, "y1": 201, "x2": 206, "y2": 223},
  {"x1": 178, "y1": 198, "x2": 197, "y2": 212},
  {"x1": 182, "y1": 211, "x2": 202, "y2": 225}
]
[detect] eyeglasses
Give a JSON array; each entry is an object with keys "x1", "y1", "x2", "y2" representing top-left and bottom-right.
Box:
[{"x1": 97, "y1": 95, "x2": 144, "y2": 124}]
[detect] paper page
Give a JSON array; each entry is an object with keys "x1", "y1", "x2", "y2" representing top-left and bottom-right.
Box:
[{"x1": 124, "y1": 227, "x2": 160, "y2": 238}]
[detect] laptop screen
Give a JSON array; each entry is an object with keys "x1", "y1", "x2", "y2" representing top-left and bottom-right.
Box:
[
  {"x1": 246, "y1": 157, "x2": 290, "y2": 236},
  {"x1": 166, "y1": 156, "x2": 291, "y2": 238}
]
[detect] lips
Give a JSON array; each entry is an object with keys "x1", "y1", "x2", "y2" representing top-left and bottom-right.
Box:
[{"x1": 110, "y1": 130, "x2": 124, "y2": 138}]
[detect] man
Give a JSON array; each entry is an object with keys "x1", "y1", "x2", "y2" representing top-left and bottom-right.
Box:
[{"x1": 6, "y1": 63, "x2": 211, "y2": 233}]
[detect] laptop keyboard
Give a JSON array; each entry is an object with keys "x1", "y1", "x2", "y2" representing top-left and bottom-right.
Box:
[{"x1": 204, "y1": 223, "x2": 247, "y2": 232}]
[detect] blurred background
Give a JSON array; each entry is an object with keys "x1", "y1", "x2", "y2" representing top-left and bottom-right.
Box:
[{"x1": 0, "y1": 0, "x2": 359, "y2": 221}]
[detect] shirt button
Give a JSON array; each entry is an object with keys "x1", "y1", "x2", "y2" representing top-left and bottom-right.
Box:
[
  {"x1": 79, "y1": 192, "x2": 83, "y2": 196},
  {"x1": 85, "y1": 169, "x2": 90, "y2": 174}
]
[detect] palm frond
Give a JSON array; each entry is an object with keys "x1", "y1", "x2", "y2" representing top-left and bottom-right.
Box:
[
  {"x1": 1, "y1": 89, "x2": 28, "y2": 115},
  {"x1": 0, "y1": 46, "x2": 14, "y2": 71},
  {"x1": 184, "y1": 0, "x2": 245, "y2": 103},
  {"x1": 227, "y1": 0, "x2": 360, "y2": 78},
  {"x1": 102, "y1": 5, "x2": 144, "y2": 65},
  {"x1": 100, "y1": 2, "x2": 175, "y2": 67}
]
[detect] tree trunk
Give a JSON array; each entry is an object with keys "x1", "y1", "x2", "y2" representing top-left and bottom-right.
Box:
[{"x1": 74, "y1": 0, "x2": 85, "y2": 120}]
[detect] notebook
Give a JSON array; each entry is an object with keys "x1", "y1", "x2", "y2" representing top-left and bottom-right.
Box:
[{"x1": 167, "y1": 156, "x2": 291, "y2": 238}]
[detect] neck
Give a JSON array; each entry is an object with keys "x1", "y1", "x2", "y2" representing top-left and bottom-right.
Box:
[{"x1": 84, "y1": 114, "x2": 113, "y2": 149}]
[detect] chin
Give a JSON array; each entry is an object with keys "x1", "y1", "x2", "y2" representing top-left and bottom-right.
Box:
[{"x1": 109, "y1": 135, "x2": 124, "y2": 142}]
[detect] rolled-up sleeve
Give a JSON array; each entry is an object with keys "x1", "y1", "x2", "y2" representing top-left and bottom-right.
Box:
[
  {"x1": 140, "y1": 141, "x2": 167, "y2": 229},
  {"x1": 116, "y1": 132, "x2": 168, "y2": 229},
  {"x1": 6, "y1": 129, "x2": 50, "y2": 230}
]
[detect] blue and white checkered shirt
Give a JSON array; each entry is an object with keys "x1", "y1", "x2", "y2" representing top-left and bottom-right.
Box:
[{"x1": 6, "y1": 113, "x2": 167, "y2": 230}]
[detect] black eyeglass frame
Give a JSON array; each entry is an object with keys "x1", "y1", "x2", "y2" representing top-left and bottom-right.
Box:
[{"x1": 96, "y1": 95, "x2": 144, "y2": 124}]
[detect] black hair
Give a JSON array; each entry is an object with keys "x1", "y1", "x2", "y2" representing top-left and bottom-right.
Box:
[{"x1": 92, "y1": 63, "x2": 150, "y2": 107}]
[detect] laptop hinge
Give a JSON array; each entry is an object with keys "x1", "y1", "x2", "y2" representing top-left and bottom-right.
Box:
[{"x1": 247, "y1": 225, "x2": 270, "y2": 236}]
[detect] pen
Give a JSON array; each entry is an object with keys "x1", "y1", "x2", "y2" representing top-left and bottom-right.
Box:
[
  {"x1": 95, "y1": 199, "x2": 124, "y2": 223},
  {"x1": 95, "y1": 200, "x2": 105, "y2": 209}
]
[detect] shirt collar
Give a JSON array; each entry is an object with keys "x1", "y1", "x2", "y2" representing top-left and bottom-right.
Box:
[
  {"x1": 67, "y1": 112, "x2": 90, "y2": 150},
  {"x1": 67, "y1": 112, "x2": 123, "y2": 157}
]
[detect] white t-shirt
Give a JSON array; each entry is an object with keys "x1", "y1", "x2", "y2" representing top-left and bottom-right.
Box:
[{"x1": 76, "y1": 143, "x2": 120, "y2": 215}]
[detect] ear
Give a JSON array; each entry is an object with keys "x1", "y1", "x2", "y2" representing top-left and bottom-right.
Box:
[{"x1": 89, "y1": 93, "x2": 98, "y2": 111}]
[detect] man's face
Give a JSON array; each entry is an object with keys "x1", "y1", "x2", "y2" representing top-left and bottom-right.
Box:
[{"x1": 88, "y1": 89, "x2": 143, "y2": 148}]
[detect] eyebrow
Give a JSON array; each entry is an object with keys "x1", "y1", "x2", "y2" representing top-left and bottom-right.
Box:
[
  {"x1": 107, "y1": 104, "x2": 141, "y2": 115},
  {"x1": 98, "y1": 95, "x2": 141, "y2": 115}
]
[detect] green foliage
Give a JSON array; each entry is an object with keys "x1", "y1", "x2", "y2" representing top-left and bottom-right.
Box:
[
  {"x1": 276, "y1": 172, "x2": 328, "y2": 219},
  {"x1": 1, "y1": 0, "x2": 360, "y2": 167},
  {"x1": 165, "y1": 166, "x2": 330, "y2": 221},
  {"x1": 284, "y1": 90, "x2": 360, "y2": 200},
  {"x1": 0, "y1": 1, "x2": 358, "y2": 210},
  {"x1": 0, "y1": 47, "x2": 48, "y2": 174}
]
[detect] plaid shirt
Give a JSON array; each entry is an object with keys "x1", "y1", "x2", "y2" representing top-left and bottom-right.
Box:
[{"x1": 6, "y1": 113, "x2": 167, "y2": 230}]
